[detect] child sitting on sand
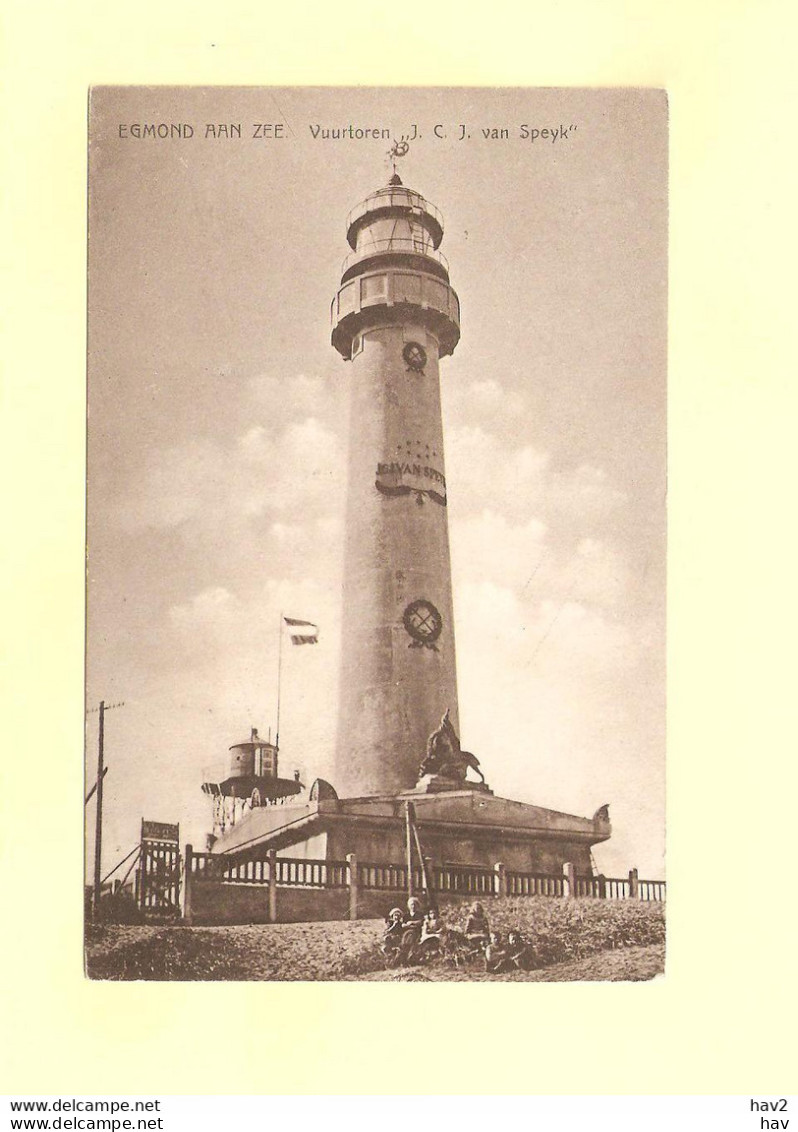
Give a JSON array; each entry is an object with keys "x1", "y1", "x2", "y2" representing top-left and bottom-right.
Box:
[
  {"x1": 417, "y1": 907, "x2": 444, "y2": 959},
  {"x1": 484, "y1": 931, "x2": 511, "y2": 974},
  {"x1": 381, "y1": 907, "x2": 406, "y2": 966},
  {"x1": 398, "y1": 896, "x2": 426, "y2": 963},
  {"x1": 506, "y1": 929, "x2": 534, "y2": 971},
  {"x1": 464, "y1": 901, "x2": 490, "y2": 949}
]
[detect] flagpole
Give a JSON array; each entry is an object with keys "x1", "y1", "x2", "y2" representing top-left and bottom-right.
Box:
[{"x1": 276, "y1": 610, "x2": 284, "y2": 753}]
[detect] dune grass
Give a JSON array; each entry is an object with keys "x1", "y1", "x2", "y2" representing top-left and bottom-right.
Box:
[
  {"x1": 344, "y1": 896, "x2": 665, "y2": 977},
  {"x1": 86, "y1": 896, "x2": 664, "y2": 982}
]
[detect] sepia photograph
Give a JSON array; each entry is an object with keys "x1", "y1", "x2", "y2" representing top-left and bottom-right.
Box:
[{"x1": 85, "y1": 86, "x2": 667, "y2": 982}]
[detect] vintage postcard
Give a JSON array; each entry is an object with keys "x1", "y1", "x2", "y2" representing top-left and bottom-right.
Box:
[{"x1": 85, "y1": 86, "x2": 667, "y2": 982}]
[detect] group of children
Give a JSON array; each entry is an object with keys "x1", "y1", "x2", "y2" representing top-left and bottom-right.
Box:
[{"x1": 381, "y1": 897, "x2": 536, "y2": 973}]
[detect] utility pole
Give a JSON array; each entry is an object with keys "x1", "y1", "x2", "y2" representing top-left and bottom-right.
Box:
[
  {"x1": 84, "y1": 766, "x2": 108, "y2": 806},
  {"x1": 88, "y1": 699, "x2": 124, "y2": 917},
  {"x1": 405, "y1": 801, "x2": 414, "y2": 899},
  {"x1": 92, "y1": 700, "x2": 106, "y2": 914}
]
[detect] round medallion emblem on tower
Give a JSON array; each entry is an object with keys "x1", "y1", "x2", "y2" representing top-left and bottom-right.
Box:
[
  {"x1": 403, "y1": 341, "x2": 427, "y2": 372},
  {"x1": 403, "y1": 599, "x2": 443, "y2": 649}
]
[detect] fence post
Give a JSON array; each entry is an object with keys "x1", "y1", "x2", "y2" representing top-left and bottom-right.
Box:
[
  {"x1": 563, "y1": 861, "x2": 576, "y2": 899},
  {"x1": 182, "y1": 844, "x2": 193, "y2": 924},
  {"x1": 597, "y1": 873, "x2": 607, "y2": 899},
  {"x1": 267, "y1": 849, "x2": 278, "y2": 923},
  {"x1": 347, "y1": 852, "x2": 358, "y2": 920},
  {"x1": 494, "y1": 861, "x2": 507, "y2": 898},
  {"x1": 628, "y1": 867, "x2": 639, "y2": 900}
]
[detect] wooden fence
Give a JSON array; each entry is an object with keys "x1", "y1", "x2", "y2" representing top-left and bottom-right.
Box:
[
  {"x1": 180, "y1": 845, "x2": 665, "y2": 924},
  {"x1": 187, "y1": 852, "x2": 348, "y2": 888},
  {"x1": 138, "y1": 837, "x2": 181, "y2": 915}
]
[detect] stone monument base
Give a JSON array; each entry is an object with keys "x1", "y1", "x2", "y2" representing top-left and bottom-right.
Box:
[
  {"x1": 410, "y1": 774, "x2": 493, "y2": 795},
  {"x1": 210, "y1": 785, "x2": 611, "y2": 880}
]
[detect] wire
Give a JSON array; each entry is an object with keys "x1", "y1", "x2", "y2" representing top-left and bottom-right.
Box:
[{"x1": 525, "y1": 577, "x2": 578, "y2": 667}]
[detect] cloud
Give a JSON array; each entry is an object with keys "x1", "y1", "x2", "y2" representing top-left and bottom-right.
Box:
[
  {"x1": 115, "y1": 416, "x2": 344, "y2": 534},
  {"x1": 549, "y1": 463, "x2": 627, "y2": 523},
  {"x1": 455, "y1": 579, "x2": 637, "y2": 680},
  {"x1": 236, "y1": 417, "x2": 344, "y2": 516},
  {"x1": 567, "y1": 536, "x2": 629, "y2": 609},
  {"x1": 451, "y1": 511, "x2": 547, "y2": 592},
  {"x1": 453, "y1": 574, "x2": 648, "y2": 829},
  {"x1": 446, "y1": 424, "x2": 624, "y2": 529},
  {"x1": 165, "y1": 574, "x2": 342, "y2": 783},
  {"x1": 249, "y1": 372, "x2": 343, "y2": 424},
  {"x1": 112, "y1": 438, "x2": 222, "y2": 530},
  {"x1": 444, "y1": 377, "x2": 527, "y2": 430},
  {"x1": 169, "y1": 584, "x2": 240, "y2": 630},
  {"x1": 451, "y1": 511, "x2": 629, "y2": 618}
]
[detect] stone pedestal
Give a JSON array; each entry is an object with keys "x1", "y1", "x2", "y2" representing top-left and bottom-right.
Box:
[{"x1": 408, "y1": 774, "x2": 493, "y2": 796}]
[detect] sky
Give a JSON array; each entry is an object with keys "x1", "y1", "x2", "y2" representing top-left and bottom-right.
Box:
[{"x1": 86, "y1": 87, "x2": 666, "y2": 879}]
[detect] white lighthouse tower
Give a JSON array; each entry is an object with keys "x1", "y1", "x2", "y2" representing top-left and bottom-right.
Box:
[{"x1": 331, "y1": 173, "x2": 462, "y2": 797}]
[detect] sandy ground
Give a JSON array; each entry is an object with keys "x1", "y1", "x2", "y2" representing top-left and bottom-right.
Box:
[
  {"x1": 86, "y1": 920, "x2": 663, "y2": 982},
  {"x1": 353, "y1": 943, "x2": 665, "y2": 981},
  {"x1": 85, "y1": 920, "x2": 380, "y2": 981}
]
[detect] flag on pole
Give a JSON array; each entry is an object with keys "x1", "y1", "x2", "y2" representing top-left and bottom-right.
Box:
[{"x1": 283, "y1": 616, "x2": 319, "y2": 645}]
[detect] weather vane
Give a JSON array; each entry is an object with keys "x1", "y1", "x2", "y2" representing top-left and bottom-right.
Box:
[{"x1": 387, "y1": 136, "x2": 410, "y2": 178}]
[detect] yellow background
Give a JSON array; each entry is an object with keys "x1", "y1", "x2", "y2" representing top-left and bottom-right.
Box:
[{"x1": 2, "y1": 0, "x2": 796, "y2": 1095}]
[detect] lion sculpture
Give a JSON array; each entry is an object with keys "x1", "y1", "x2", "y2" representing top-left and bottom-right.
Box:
[{"x1": 418, "y1": 709, "x2": 485, "y2": 784}]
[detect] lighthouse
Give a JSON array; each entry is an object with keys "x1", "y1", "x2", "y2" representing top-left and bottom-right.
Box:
[
  {"x1": 331, "y1": 173, "x2": 462, "y2": 797},
  {"x1": 205, "y1": 165, "x2": 611, "y2": 890}
]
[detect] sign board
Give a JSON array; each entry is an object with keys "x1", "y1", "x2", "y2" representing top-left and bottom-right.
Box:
[{"x1": 140, "y1": 819, "x2": 179, "y2": 844}]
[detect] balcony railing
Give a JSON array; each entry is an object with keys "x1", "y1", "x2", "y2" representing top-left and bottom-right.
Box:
[{"x1": 342, "y1": 238, "x2": 449, "y2": 276}]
